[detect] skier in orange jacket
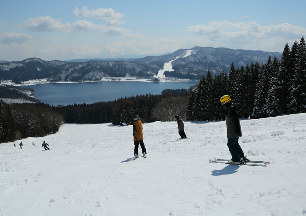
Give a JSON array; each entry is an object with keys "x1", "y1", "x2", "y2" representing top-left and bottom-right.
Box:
[{"x1": 133, "y1": 115, "x2": 147, "y2": 158}]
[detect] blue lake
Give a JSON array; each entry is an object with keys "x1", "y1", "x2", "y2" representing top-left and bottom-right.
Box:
[{"x1": 22, "y1": 81, "x2": 198, "y2": 106}]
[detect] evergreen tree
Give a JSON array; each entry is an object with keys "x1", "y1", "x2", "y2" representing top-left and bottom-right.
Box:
[
  {"x1": 228, "y1": 62, "x2": 236, "y2": 97},
  {"x1": 276, "y1": 43, "x2": 294, "y2": 114},
  {"x1": 289, "y1": 36, "x2": 306, "y2": 113},
  {"x1": 266, "y1": 57, "x2": 281, "y2": 117},
  {"x1": 193, "y1": 76, "x2": 207, "y2": 120},
  {"x1": 212, "y1": 72, "x2": 229, "y2": 120},
  {"x1": 237, "y1": 65, "x2": 249, "y2": 118},
  {"x1": 248, "y1": 62, "x2": 260, "y2": 116},
  {"x1": 252, "y1": 63, "x2": 270, "y2": 118},
  {"x1": 229, "y1": 63, "x2": 245, "y2": 116},
  {"x1": 186, "y1": 88, "x2": 196, "y2": 120},
  {"x1": 0, "y1": 100, "x2": 7, "y2": 142},
  {"x1": 203, "y1": 71, "x2": 214, "y2": 120}
]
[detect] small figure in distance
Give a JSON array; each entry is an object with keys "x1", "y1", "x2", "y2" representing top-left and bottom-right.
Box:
[
  {"x1": 42, "y1": 141, "x2": 50, "y2": 150},
  {"x1": 175, "y1": 115, "x2": 187, "y2": 139}
]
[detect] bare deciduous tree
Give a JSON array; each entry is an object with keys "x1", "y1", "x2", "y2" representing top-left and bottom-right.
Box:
[{"x1": 152, "y1": 95, "x2": 188, "y2": 121}]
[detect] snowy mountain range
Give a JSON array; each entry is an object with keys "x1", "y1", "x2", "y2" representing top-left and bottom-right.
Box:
[
  {"x1": 0, "y1": 47, "x2": 282, "y2": 83},
  {"x1": 134, "y1": 47, "x2": 282, "y2": 78}
]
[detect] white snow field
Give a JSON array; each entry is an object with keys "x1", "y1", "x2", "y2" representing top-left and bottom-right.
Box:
[{"x1": 1, "y1": 113, "x2": 306, "y2": 216}]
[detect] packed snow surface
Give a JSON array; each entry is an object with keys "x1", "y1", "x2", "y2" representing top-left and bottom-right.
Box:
[{"x1": 1, "y1": 113, "x2": 306, "y2": 216}]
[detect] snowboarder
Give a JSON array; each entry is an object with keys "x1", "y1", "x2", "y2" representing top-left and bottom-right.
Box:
[
  {"x1": 42, "y1": 141, "x2": 50, "y2": 150},
  {"x1": 175, "y1": 115, "x2": 187, "y2": 139},
  {"x1": 133, "y1": 115, "x2": 147, "y2": 158},
  {"x1": 219, "y1": 95, "x2": 249, "y2": 163},
  {"x1": 19, "y1": 142, "x2": 23, "y2": 149}
]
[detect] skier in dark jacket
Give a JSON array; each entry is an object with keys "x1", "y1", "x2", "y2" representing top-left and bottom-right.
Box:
[
  {"x1": 175, "y1": 115, "x2": 187, "y2": 139},
  {"x1": 42, "y1": 141, "x2": 50, "y2": 150},
  {"x1": 220, "y1": 95, "x2": 248, "y2": 163},
  {"x1": 133, "y1": 115, "x2": 147, "y2": 158}
]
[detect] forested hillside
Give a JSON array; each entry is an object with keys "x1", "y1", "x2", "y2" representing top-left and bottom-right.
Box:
[
  {"x1": 54, "y1": 89, "x2": 189, "y2": 126},
  {"x1": 0, "y1": 59, "x2": 158, "y2": 83},
  {"x1": 0, "y1": 101, "x2": 63, "y2": 142},
  {"x1": 0, "y1": 85, "x2": 40, "y2": 103},
  {"x1": 187, "y1": 37, "x2": 306, "y2": 121}
]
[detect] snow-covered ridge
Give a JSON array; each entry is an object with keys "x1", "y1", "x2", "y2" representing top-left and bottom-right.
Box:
[
  {"x1": 24, "y1": 58, "x2": 45, "y2": 64},
  {"x1": 0, "y1": 98, "x2": 36, "y2": 104},
  {"x1": 0, "y1": 113, "x2": 305, "y2": 215},
  {"x1": 0, "y1": 62, "x2": 24, "y2": 71}
]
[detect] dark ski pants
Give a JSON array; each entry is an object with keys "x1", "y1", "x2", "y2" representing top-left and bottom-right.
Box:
[
  {"x1": 179, "y1": 130, "x2": 187, "y2": 139},
  {"x1": 227, "y1": 137, "x2": 244, "y2": 162},
  {"x1": 134, "y1": 140, "x2": 146, "y2": 156},
  {"x1": 44, "y1": 146, "x2": 49, "y2": 150}
]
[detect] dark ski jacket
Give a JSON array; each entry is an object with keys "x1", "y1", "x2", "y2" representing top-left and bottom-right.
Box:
[
  {"x1": 177, "y1": 119, "x2": 184, "y2": 131},
  {"x1": 220, "y1": 104, "x2": 242, "y2": 138},
  {"x1": 42, "y1": 142, "x2": 49, "y2": 148}
]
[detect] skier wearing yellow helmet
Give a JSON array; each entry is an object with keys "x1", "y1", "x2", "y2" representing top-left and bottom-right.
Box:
[{"x1": 220, "y1": 95, "x2": 249, "y2": 163}]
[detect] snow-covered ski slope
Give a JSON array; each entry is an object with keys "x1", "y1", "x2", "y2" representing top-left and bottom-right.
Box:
[
  {"x1": 155, "y1": 50, "x2": 194, "y2": 78},
  {"x1": 1, "y1": 113, "x2": 306, "y2": 216}
]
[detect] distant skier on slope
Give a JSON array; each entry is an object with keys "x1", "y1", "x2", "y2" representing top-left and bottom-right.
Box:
[
  {"x1": 42, "y1": 141, "x2": 50, "y2": 150},
  {"x1": 19, "y1": 142, "x2": 23, "y2": 149},
  {"x1": 219, "y1": 95, "x2": 249, "y2": 163},
  {"x1": 175, "y1": 114, "x2": 187, "y2": 139},
  {"x1": 133, "y1": 115, "x2": 147, "y2": 158}
]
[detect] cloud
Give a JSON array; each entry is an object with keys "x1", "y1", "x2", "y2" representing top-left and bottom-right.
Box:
[
  {"x1": 0, "y1": 33, "x2": 33, "y2": 44},
  {"x1": 20, "y1": 16, "x2": 108, "y2": 33},
  {"x1": 0, "y1": 22, "x2": 5, "y2": 26},
  {"x1": 159, "y1": 38, "x2": 174, "y2": 44},
  {"x1": 66, "y1": 20, "x2": 106, "y2": 32},
  {"x1": 186, "y1": 21, "x2": 306, "y2": 41},
  {"x1": 263, "y1": 23, "x2": 306, "y2": 39},
  {"x1": 73, "y1": 7, "x2": 124, "y2": 26},
  {"x1": 37, "y1": 38, "x2": 56, "y2": 43},
  {"x1": 102, "y1": 27, "x2": 130, "y2": 36},
  {"x1": 21, "y1": 16, "x2": 66, "y2": 32}
]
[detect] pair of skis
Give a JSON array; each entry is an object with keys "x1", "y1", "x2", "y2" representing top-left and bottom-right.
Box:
[{"x1": 209, "y1": 158, "x2": 270, "y2": 167}]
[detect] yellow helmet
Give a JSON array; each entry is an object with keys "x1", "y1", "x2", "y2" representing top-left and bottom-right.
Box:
[{"x1": 220, "y1": 95, "x2": 231, "y2": 104}]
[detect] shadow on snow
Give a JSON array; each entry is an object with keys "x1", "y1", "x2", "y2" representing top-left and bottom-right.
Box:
[{"x1": 211, "y1": 164, "x2": 240, "y2": 176}]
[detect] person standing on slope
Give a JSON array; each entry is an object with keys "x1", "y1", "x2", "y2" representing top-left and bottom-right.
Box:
[
  {"x1": 175, "y1": 115, "x2": 187, "y2": 139},
  {"x1": 133, "y1": 115, "x2": 147, "y2": 158},
  {"x1": 220, "y1": 95, "x2": 249, "y2": 163},
  {"x1": 42, "y1": 141, "x2": 50, "y2": 150}
]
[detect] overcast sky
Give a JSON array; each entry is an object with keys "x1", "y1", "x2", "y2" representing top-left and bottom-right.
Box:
[{"x1": 1, "y1": 0, "x2": 305, "y2": 61}]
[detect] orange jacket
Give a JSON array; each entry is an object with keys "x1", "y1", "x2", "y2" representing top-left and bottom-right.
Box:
[{"x1": 133, "y1": 120, "x2": 143, "y2": 141}]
